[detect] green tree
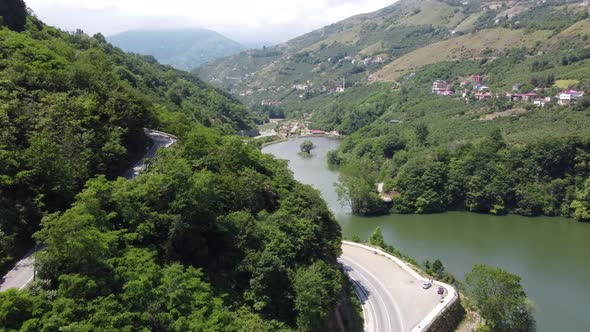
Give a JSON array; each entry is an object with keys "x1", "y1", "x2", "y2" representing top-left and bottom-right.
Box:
[
  {"x1": 368, "y1": 226, "x2": 386, "y2": 248},
  {"x1": 292, "y1": 261, "x2": 341, "y2": 331},
  {"x1": 0, "y1": 0, "x2": 27, "y2": 32},
  {"x1": 571, "y1": 178, "x2": 590, "y2": 222},
  {"x1": 300, "y1": 140, "x2": 316, "y2": 154},
  {"x1": 415, "y1": 123, "x2": 429, "y2": 146},
  {"x1": 431, "y1": 259, "x2": 444, "y2": 278},
  {"x1": 336, "y1": 158, "x2": 387, "y2": 216},
  {"x1": 465, "y1": 265, "x2": 536, "y2": 332},
  {"x1": 0, "y1": 289, "x2": 34, "y2": 330}
]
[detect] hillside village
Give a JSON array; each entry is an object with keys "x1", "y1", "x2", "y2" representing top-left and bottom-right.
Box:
[
  {"x1": 432, "y1": 75, "x2": 586, "y2": 107},
  {"x1": 198, "y1": 0, "x2": 590, "y2": 119},
  {"x1": 236, "y1": 52, "x2": 386, "y2": 102}
]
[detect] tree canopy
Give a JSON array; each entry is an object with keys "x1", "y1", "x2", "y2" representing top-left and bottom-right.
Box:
[
  {"x1": 0, "y1": 12, "x2": 354, "y2": 331},
  {"x1": 465, "y1": 265, "x2": 536, "y2": 332},
  {"x1": 300, "y1": 140, "x2": 316, "y2": 154},
  {"x1": 2, "y1": 125, "x2": 344, "y2": 331},
  {"x1": 0, "y1": 14, "x2": 256, "y2": 274}
]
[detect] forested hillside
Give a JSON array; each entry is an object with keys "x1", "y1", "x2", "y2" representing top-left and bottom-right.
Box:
[
  {"x1": 2, "y1": 126, "x2": 348, "y2": 331},
  {"x1": 0, "y1": 11, "x2": 255, "y2": 274},
  {"x1": 108, "y1": 29, "x2": 245, "y2": 71},
  {"x1": 0, "y1": 3, "x2": 358, "y2": 331}
]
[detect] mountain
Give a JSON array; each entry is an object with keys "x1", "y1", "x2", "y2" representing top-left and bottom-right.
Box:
[
  {"x1": 196, "y1": 0, "x2": 590, "y2": 111},
  {"x1": 108, "y1": 29, "x2": 245, "y2": 70},
  {"x1": 199, "y1": 0, "x2": 590, "y2": 221}
]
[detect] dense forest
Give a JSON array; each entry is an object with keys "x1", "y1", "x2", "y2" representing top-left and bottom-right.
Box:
[
  {"x1": 0, "y1": 6, "x2": 256, "y2": 273},
  {"x1": 0, "y1": 3, "x2": 359, "y2": 331},
  {"x1": 1, "y1": 125, "x2": 348, "y2": 331},
  {"x1": 334, "y1": 126, "x2": 590, "y2": 220}
]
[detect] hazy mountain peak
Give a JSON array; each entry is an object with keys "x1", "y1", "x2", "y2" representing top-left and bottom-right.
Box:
[{"x1": 107, "y1": 28, "x2": 245, "y2": 70}]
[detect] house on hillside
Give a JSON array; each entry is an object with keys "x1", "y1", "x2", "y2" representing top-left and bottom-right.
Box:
[
  {"x1": 373, "y1": 56, "x2": 385, "y2": 64},
  {"x1": 432, "y1": 80, "x2": 454, "y2": 95},
  {"x1": 474, "y1": 84, "x2": 489, "y2": 91},
  {"x1": 533, "y1": 97, "x2": 551, "y2": 107},
  {"x1": 558, "y1": 90, "x2": 584, "y2": 105},
  {"x1": 475, "y1": 92, "x2": 492, "y2": 100},
  {"x1": 471, "y1": 75, "x2": 483, "y2": 84},
  {"x1": 510, "y1": 92, "x2": 539, "y2": 102},
  {"x1": 293, "y1": 84, "x2": 308, "y2": 91}
]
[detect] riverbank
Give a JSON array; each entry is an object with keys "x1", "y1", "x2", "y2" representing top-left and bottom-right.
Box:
[
  {"x1": 259, "y1": 133, "x2": 343, "y2": 149},
  {"x1": 262, "y1": 136, "x2": 590, "y2": 332}
]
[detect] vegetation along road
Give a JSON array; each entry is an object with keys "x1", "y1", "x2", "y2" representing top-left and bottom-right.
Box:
[{"x1": 0, "y1": 129, "x2": 177, "y2": 292}]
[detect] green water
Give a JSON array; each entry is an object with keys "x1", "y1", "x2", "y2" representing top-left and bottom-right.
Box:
[{"x1": 263, "y1": 137, "x2": 590, "y2": 332}]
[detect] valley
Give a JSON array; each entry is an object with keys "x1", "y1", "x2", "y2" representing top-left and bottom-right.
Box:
[{"x1": 1, "y1": 0, "x2": 590, "y2": 331}]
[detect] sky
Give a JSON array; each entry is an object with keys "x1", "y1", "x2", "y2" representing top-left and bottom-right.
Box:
[{"x1": 25, "y1": 0, "x2": 397, "y2": 45}]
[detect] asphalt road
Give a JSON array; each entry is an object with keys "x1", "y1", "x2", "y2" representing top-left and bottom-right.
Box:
[
  {"x1": 0, "y1": 129, "x2": 176, "y2": 292},
  {"x1": 122, "y1": 129, "x2": 177, "y2": 179},
  {"x1": 339, "y1": 243, "x2": 441, "y2": 332},
  {"x1": 0, "y1": 249, "x2": 35, "y2": 292}
]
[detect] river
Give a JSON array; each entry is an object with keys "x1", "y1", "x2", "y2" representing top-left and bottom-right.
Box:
[{"x1": 263, "y1": 136, "x2": 590, "y2": 332}]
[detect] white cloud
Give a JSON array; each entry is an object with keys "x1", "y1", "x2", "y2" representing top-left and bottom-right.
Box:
[{"x1": 25, "y1": 0, "x2": 397, "y2": 43}]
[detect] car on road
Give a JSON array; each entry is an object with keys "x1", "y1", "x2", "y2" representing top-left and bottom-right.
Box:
[
  {"x1": 422, "y1": 282, "x2": 432, "y2": 289},
  {"x1": 437, "y1": 286, "x2": 444, "y2": 295}
]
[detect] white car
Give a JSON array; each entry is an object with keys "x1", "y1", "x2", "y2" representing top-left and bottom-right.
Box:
[{"x1": 422, "y1": 282, "x2": 432, "y2": 289}]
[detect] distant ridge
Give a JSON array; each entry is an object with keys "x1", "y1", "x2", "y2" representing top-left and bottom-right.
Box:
[{"x1": 108, "y1": 29, "x2": 245, "y2": 70}]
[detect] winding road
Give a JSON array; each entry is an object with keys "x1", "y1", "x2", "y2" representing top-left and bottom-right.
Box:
[
  {"x1": 2, "y1": 131, "x2": 457, "y2": 332},
  {"x1": 0, "y1": 129, "x2": 176, "y2": 292},
  {"x1": 340, "y1": 242, "x2": 458, "y2": 332}
]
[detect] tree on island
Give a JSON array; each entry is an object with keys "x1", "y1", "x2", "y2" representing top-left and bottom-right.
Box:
[
  {"x1": 466, "y1": 265, "x2": 536, "y2": 332},
  {"x1": 300, "y1": 140, "x2": 316, "y2": 154}
]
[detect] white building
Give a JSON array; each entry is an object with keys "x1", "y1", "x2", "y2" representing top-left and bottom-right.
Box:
[{"x1": 558, "y1": 90, "x2": 584, "y2": 105}]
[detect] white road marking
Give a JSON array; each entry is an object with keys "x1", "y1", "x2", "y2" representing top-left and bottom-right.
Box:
[
  {"x1": 341, "y1": 255, "x2": 403, "y2": 332},
  {"x1": 19, "y1": 275, "x2": 34, "y2": 290},
  {"x1": 349, "y1": 277, "x2": 377, "y2": 332},
  {"x1": 344, "y1": 255, "x2": 406, "y2": 332}
]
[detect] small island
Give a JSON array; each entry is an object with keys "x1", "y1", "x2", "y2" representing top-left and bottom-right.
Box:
[{"x1": 299, "y1": 139, "x2": 316, "y2": 156}]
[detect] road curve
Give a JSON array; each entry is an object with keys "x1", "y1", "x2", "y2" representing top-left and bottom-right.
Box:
[
  {"x1": 123, "y1": 129, "x2": 177, "y2": 179},
  {"x1": 0, "y1": 129, "x2": 177, "y2": 292},
  {"x1": 340, "y1": 242, "x2": 456, "y2": 332}
]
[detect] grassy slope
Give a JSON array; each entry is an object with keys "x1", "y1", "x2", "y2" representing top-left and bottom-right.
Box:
[
  {"x1": 196, "y1": 0, "x2": 465, "y2": 92},
  {"x1": 373, "y1": 28, "x2": 553, "y2": 81},
  {"x1": 198, "y1": 0, "x2": 589, "y2": 120},
  {"x1": 398, "y1": 0, "x2": 465, "y2": 27}
]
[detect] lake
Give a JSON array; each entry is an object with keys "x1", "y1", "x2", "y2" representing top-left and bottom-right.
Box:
[{"x1": 263, "y1": 136, "x2": 590, "y2": 332}]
